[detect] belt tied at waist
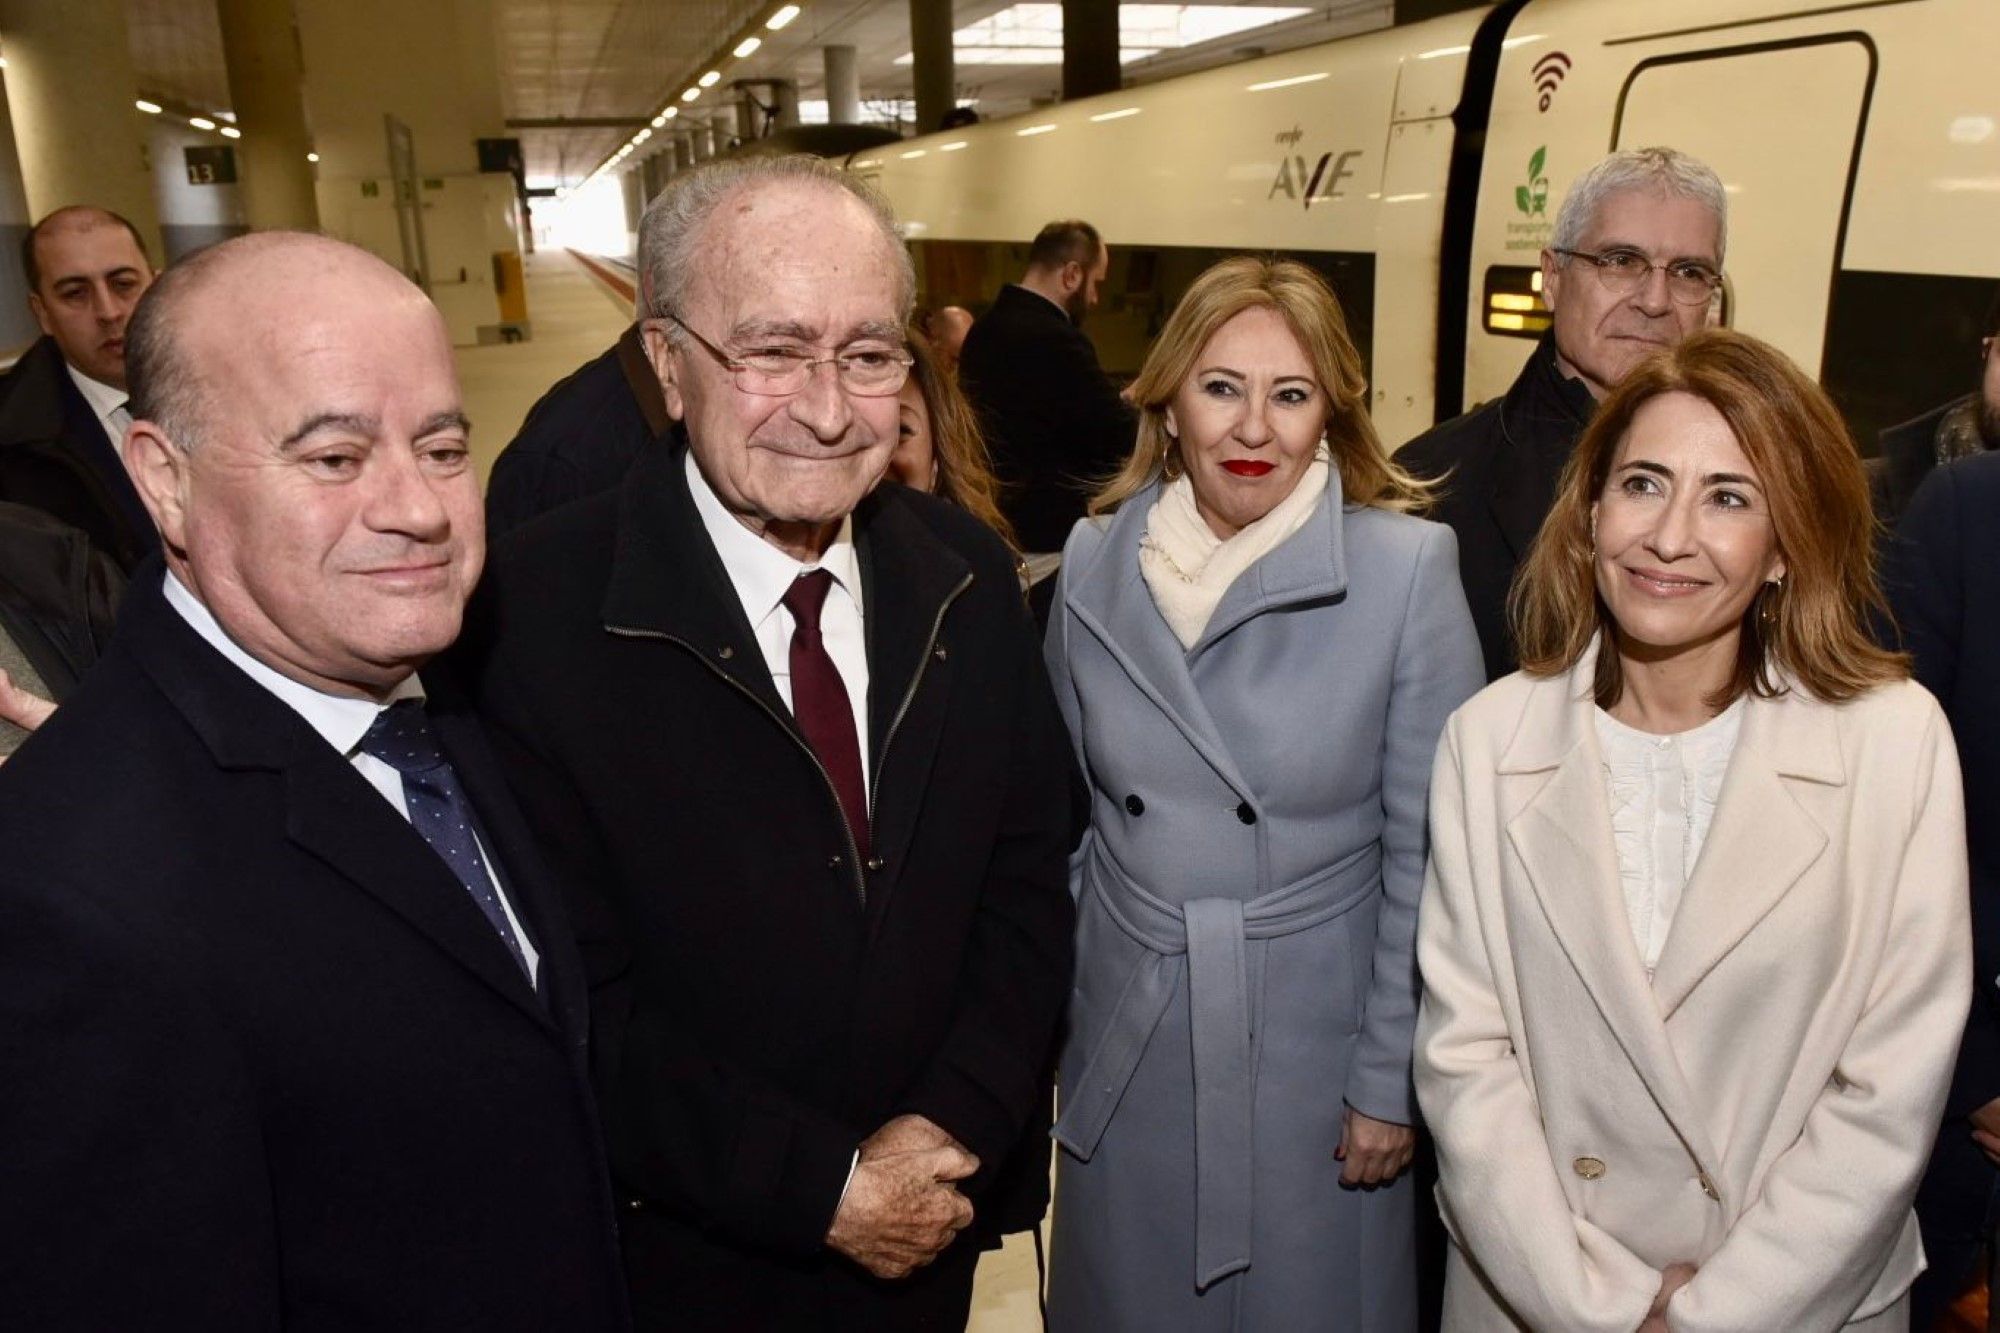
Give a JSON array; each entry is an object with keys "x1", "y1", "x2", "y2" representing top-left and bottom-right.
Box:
[{"x1": 1053, "y1": 841, "x2": 1383, "y2": 1290}]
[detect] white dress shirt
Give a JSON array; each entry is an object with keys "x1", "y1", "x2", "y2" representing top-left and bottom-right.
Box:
[
  {"x1": 162, "y1": 571, "x2": 541, "y2": 982},
  {"x1": 1593, "y1": 696, "x2": 1745, "y2": 976},
  {"x1": 65, "y1": 363, "x2": 132, "y2": 453},
  {"x1": 685, "y1": 451, "x2": 871, "y2": 791}
]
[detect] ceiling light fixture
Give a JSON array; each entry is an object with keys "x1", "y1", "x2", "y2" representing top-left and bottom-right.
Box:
[
  {"x1": 135, "y1": 99, "x2": 163, "y2": 114},
  {"x1": 682, "y1": 88, "x2": 701, "y2": 102},
  {"x1": 190, "y1": 116, "x2": 216, "y2": 130},
  {"x1": 307, "y1": 151, "x2": 320, "y2": 163},
  {"x1": 651, "y1": 113, "x2": 667, "y2": 128},
  {"x1": 698, "y1": 70, "x2": 721, "y2": 87},
  {"x1": 768, "y1": 5, "x2": 801, "y2": 29},
  {"x1": 220, "y1": 126, "x2": 242, "y2": 139},
  {"x1": 734, "y1": 36, "x2": 761, "y2": 58}
]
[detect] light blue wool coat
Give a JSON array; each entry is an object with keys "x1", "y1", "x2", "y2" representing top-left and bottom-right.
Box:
[{"x1": 1044, "y1": 472, "x2": 1482, "y2": 1332}]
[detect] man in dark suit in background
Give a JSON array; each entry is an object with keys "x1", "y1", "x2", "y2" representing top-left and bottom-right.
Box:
[
  {"x1": 0, "y1": 232, "x2": 626, "y2": 1330},
  {"x1": 0, "y1": 206, "x2": 159, "y2": 571},
  {"x1": 1871, "y1": 286, "x2": 2000, "y2": 529},
  {"x1": 959, "y1": 218, "x2": 1135, "y2": 555},
  {"x1": 1888, "y1": 450, "x2": 2000, "y2": 1331},
  {"x1": 462, "y1": 155, "x2": 1075, "y2": 1331},
  {"x1": 1398, "y1": 147, "x2": 1727, "y2": 680}
]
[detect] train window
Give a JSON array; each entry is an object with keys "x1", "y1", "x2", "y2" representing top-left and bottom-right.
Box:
[{"x1": 1482, "y1": 266, "x2": 1550, "y2": 339}]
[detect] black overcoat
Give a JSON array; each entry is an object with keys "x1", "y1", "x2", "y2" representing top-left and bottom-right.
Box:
[
  {"x1": 0, "y1": 568, "x2": 628, "y2": 1331},
  {"x1": 459, "y1": 440, "x2": 1077, "y2": 1330}
]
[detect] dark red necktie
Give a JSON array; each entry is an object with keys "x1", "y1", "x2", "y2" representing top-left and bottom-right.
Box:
[{"x1": 782, "y1": 570, "x2": 870, "y2": 861}]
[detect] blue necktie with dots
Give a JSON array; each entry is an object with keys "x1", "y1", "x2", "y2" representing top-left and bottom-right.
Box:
[{"x1": 361, "y1": 700, "x2": 531, "y2": 979}]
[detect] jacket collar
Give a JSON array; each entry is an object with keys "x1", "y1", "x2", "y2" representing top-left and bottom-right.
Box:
[
  {"x1": 1060, "y1": 474, "x2": 1349, "y2": 797},
  {"x1": 614, "y1": 321, "x2": 673, "y2": 437},
  {"x1": 0, "y1": 339, "x2": 78, "y2": 448},
  {"x1": 1499, "y1": 642, "x2": 1841, "y2": 1161},
  {"x1": 1490, "y1": 335, "x2": 1595, "y2": 560},
  {"x1": 118, "y1": 564, "x2": 558, "y2": 1030},
  {"x1": 599, "y1": 432, "x2": 974, "y2": 898}
]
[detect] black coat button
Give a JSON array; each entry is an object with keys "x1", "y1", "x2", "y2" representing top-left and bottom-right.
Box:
[
  {"x1": 1124, "y1": 794, "x2": 1145, "y2": 816},
  {"x1": 1236, "y1": 802, "x2": 1256, "y2": 825}
]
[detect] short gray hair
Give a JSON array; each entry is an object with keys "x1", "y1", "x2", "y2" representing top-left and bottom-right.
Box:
[
  {"x1": 1552, "y1": 146, "x2": 1728, "y2": 264},
  {"x1": 637, "y1": 155, "x2": 914, "y2": 338}
]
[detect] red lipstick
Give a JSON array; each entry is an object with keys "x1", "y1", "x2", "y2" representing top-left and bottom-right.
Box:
[{"x1": 1221, "y1": 459, "x2": 1275, "y2": 477}]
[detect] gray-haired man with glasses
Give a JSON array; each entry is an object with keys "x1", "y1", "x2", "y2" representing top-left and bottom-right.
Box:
[
  {"x1": 458, "y1": 155, "x2": 1076, "y2": 1332},
  {"x1": 1400, "y1": 145, "x2": 1728, "y2": 682}
]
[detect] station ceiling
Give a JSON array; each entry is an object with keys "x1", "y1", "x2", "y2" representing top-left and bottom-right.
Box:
[{"x1": 123, "y1": 0, "x2": 1391, "y2": 187}]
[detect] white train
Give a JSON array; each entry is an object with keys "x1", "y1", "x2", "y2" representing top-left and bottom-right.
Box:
[{"x1": 847, "y1": 0, "x2": 2000, "y2": 449}]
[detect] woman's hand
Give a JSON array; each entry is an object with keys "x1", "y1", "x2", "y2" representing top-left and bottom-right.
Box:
[
  {"x1": 0, "y1": 670, "x2": 56, "y2": 762},
  {"x1": 1636, "y1": 1261, "x2": 1698, "y2": 1332},
  {"x1": 1335, "y1": 1105, "x2": 1415, "y2": 1187}
]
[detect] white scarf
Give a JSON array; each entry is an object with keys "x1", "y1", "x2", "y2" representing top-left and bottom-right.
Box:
[{"x1": 1138, "y1": 455, "x2": 1331, "y2": 649}]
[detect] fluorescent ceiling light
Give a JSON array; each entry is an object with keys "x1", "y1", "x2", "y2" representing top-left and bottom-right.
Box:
[
  {"x1": 635, "y1": 127, "x2": 651, "y2": 142},
  {"x1": 767, "y1": 4, "x2": 801, "y2": 29},
  {"x1": 698, "y1": 70, "x2": 721, "y2": 88},
  {"x1": 189, "y1": 116, "x2": 216, "y2": 130},
  {"x1": 901, "y1": 149, "x2": 926, "y2": 159},
  {"x1": 135, "y1": 99, "x2": 162, "y2": 114},
  {"x1": 896, "y1": 4, "x2": 1304, "y2": 66},
  {"x1": 682, "y1": 88, "x2": 701, "y2": 102},
  {"x1": 220, "y1": 126, "x2": 241, "y2": 139},
  {"x1": 734, "y1": 36, "x2": 761, "y2": 58},
  {"x1": 1246, "y1": 71, "x2": 1327, "y2": 91},
  {"x1": 651, "y1": 113, "x2": 667, "y2": 128},
  {"x1": 306, "y1": 151, "x2": 319, "y2": 162},
  {"x1": 663, "y1": 107, "x2": 678, "y2": 120},
  {"x1": 1089, "y1": 107, "x2": 1141, "y2": 122}
]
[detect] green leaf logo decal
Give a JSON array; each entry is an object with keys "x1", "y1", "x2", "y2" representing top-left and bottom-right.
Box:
[
  {"x1": 1528, "y1": 146, "x2": 1546, "y2": 181},
  {"x1": 1517, "y1": 146, "x2": 1550, "y2": 218}
]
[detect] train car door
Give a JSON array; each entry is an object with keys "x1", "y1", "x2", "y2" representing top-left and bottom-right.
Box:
[{"x1": 1611, "y1": 35, "x2": 1874, "y2": 378}]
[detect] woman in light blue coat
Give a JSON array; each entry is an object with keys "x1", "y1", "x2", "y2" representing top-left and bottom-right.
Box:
[{"x1": 1044, "y1": 257, "x2": 1483, "y2": 1331}]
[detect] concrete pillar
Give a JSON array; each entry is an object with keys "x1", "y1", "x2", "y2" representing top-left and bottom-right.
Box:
[
  {"x1": 674, "y1": 132, "x2": 696, "y2": 172},
  {"x1": 620, "y1": 169, "x2": 643, "y2": 238},
  {"x1": 0, "y1": 0, "x2": 161, "y2": 253},
  {"x1": 774, "y1": 80, "x2": 801, "y2": 129},
  {"x1": 736, "y1": 90, "x2": 759, "y2": 144},
  {"x1": 909, "y1": 0, "x2": 954, "y2": 136},
  {"x1": 824, "y1": 46, "x2": 860, "y2": 125},
  {"x1": 0, "y1": 70, "x2": 40, "y2": 346},
  {"x1": 216, "y1": 0, "x2": 319, "y2": 231},
  {"x1": 1062, "y1": 0, "x2": 1120, "y2": 101},
  {"x1": 711, "y1": 115, "x2": 734, "y2": 156}
]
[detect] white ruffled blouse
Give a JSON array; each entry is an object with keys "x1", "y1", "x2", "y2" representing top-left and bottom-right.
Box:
[{"x1": 1592, "y1": 696, "x2": 1746, "y2": 975}]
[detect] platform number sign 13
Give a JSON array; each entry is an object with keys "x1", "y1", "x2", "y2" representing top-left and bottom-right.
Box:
[{"x1": 185, "y1": 145, "x2": 237, "y2": 186}]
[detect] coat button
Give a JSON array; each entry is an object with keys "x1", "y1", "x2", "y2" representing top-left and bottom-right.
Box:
[
  {"x1": 1125, "y1": 794, "x2": 1145, "y2": 816},
  {"x1": 626, "y1": 1198, "x2": 645, "y2": 1212},
  {"x1": 827, "y1": 854, "x2": 842, "y2": 868},
  {"x1": 866, "y1": 856, "x2": 885, "y2": 871},
  {"x1": 1236, "y1": 802, "x2": 1256, "y2": 825},
  {"x1": 718, "y1": 645, "x2": 734, "y2": 660},
  {"x1": 1572, "y1": 1157, "x2": 1606, "y2": 1180},
  {"x1": 1697, "y1": 1172, "x2": 1720, "y2": 1202}
]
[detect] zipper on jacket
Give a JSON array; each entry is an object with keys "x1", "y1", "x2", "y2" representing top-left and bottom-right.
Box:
[
  {"x1": 605, "y1": 624, "x2": 869, "y2": 908},
  {"x1": 869, "y1": 571, "x2": 972, "y2": 825}
]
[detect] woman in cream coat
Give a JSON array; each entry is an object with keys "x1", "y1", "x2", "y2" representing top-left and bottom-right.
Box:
[{"x1": 1415, "y1": 330, "x2": 1970, "y2": 1333}]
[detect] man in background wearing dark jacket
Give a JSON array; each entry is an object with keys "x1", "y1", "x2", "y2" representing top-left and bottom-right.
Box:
[
  {"x1": 959, "y1": 218, "x2": 1135, "y2": 556},
  {"x1": 1398, "y1": 147, "x2": 1727, "y2": 680},
  {"x1": 1871, "y1": 286, "x2": 2000, "y2": 528},
  {"x1": 0, "y1": 206, "x2": 158, "y2": 572}
]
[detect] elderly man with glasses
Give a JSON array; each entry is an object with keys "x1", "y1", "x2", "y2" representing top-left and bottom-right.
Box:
[
  {"x1": 1400, "y1": 146, "x2": 1729, "y2": 682},
  {"x1": 458, "y1": 155, "x2": 1076, "y2": 1333}
]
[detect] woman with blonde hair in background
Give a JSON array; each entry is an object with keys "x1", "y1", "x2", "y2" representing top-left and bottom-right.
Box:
[
  {"x1": 1044, "y1": 255, "x2": 1482, "y2": 1329},
  {"x1": 1416, "y1": 328, "x2": 1969, "y2": 1332}
]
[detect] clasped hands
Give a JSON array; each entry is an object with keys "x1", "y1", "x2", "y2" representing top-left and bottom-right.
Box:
[
  {"x1": 1636, "y1": 1261, "x2": 1698, "y2": 1333},
  {"x1": 824, "y1": 1113, "x2": 978, "y2": 1280}
]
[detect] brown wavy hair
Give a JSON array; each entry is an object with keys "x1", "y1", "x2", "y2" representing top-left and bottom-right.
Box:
[
  {"x1": 1511, "y1": 328, "x2": 1906, "y2": 707},
  {"x1": 904, "y1": 327, "x2": 1019, "y2": 552},
  {"x1": 1090, "y1": 255, "x2": 1430, "y2": 516}
]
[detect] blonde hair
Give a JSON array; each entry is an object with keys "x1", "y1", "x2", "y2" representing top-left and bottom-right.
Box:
[
  {"x1": 904, "y1": 327, "x2": 1019, "y2": 553},
  {"x1": 1511, "y1": 328, "x2": 1906, "y2": 706},
  {"x1": 1090, "y1": 256, "x2": 1429, "y2": 515}
]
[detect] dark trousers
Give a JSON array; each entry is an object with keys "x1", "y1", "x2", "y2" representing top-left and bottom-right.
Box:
[{"x1": 1913, "y1": 1118, "x2": 2000, "y2": 1332}]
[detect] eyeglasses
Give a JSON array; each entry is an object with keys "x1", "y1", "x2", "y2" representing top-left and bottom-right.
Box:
[
  {"x1": 1552, "y1": 247, "x2": 1723, "y2": 307},
  {"x1": 655, "y1": 312, "x2": 913, "y2": 397}
]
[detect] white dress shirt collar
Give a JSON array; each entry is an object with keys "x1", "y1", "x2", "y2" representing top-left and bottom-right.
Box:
[
  {"x1": 66, "y1": 362, "x2": 131, "y2": 447},
  {"x1": 684, "y1": 450, "x2": 863, "y2": 618},
  {"x1": 161, "y1": 570, "x2": 425, "y2": 756}
]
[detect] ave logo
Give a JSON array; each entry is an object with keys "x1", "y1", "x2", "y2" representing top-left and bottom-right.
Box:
[{"x1": 1268, "y1": 131, "x2": 1364, "y2": 210}]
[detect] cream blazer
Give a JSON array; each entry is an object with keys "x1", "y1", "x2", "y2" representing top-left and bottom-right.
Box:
[{"x1": 1415, "y1": 653, "x2": 1970, "y2": 1333}]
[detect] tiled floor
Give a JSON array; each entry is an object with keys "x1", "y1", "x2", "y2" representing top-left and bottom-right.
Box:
[{"x1": 451, "y1": 247, "x2": 1049, "y2": 1331}]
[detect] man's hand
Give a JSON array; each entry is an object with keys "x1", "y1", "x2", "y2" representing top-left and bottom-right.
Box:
[
  {"x1": 1335, "y1": 1105, "x2": 1416, "y2": 1188},
  {"x1": 1970, "y1": 1097, "x2": 2000, "y2": 1166},
  {"x1": 825, "y1": 1140, "x2": 977, "y2": 1280},
  {"x1": 0, "y1": 670, "x2": 56, "y2": 760},
  {"x1": 859, "y1": 1113, "x2": 969, "y2": 1163},
  {"x1": 1637, "y1": 1261, "x2": 1698, "y2": 1332}
]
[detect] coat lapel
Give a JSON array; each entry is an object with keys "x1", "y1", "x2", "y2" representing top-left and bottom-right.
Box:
[
  {"x1": 1062, "y1": 489, "x2": 1251, "y2": 799},
  {"x1": 1649, "y1": 691, "x2": 1838, "y2": 1018},
  {"x1": 1500, "y1": 654, "x2": 1719, "y2": 1166},
  {"x1": 1187, "y1": 474, "x2": 1349, "y2": 658},
  {"x1": 123, "y1": 572, "x2": 554, "y2": 1029}
]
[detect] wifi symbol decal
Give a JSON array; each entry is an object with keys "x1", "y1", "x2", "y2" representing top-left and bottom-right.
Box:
[{"x1": 1533, "y1": 52, "x2": 1572, "y2": 112}]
